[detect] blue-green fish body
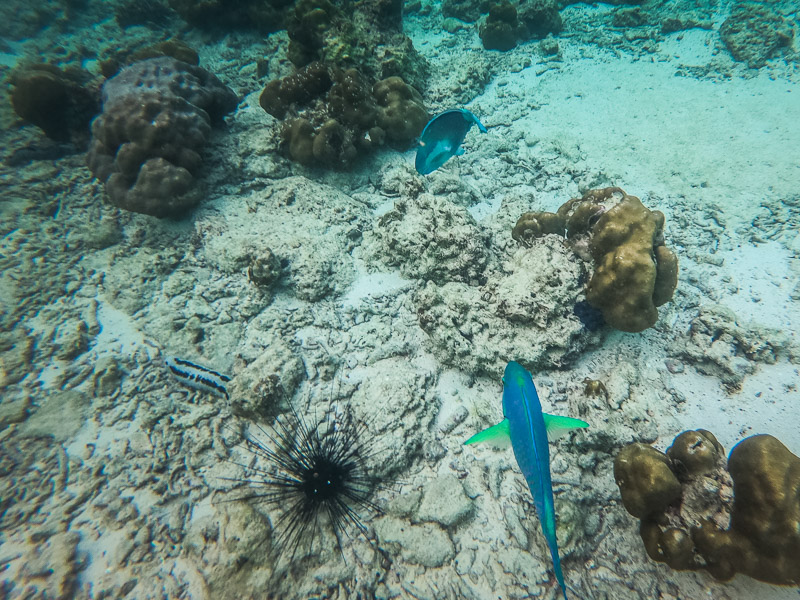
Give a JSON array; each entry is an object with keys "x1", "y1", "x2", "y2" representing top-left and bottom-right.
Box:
[
  {"x1": 465, "y1": 361, "x2": 589, "y2": 600},
  {"x1": 415, "y1": 108, "x2": 487, "y2": 175}
]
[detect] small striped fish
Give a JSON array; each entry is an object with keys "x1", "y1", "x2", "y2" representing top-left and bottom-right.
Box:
[{"x1": 165, "y1": 356, "x2": 231, "y2": 400}]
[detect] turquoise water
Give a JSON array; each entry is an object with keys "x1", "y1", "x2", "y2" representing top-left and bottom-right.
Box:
[{"x1": 1, "y1": 1, "x2": 799, "y2": 598}]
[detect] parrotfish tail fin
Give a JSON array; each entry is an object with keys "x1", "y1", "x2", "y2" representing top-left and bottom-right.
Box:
[
  {"x1": 463, "y1": 109, "x2": 488, "y2": 133},
  {"x1": 464, "y1": 418, "x2": 511, "y2": 448},
  {"x1": 542, "y1": 414, "x2": 589, "y2": 443},
  {"x1": 551, "y1": 553, "x2": 568, "y2": 600}
]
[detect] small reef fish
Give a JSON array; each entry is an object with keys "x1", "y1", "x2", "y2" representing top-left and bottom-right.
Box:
[
  {"x1": 465, "y1": 361, "x2": 589, "y2": 600},
  {"x1": 165, "y1": 356, "x2": 231, "y2": 400},
  {"x1": 415, "y1": 108, "x2": 487, "y2": 175}
]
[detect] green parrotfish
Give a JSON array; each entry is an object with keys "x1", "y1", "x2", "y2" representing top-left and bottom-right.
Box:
[
  {"x1": 415, "y1": 108, "x2": 487, "y2": 175},
  {"x1": 465, "y1": 361, "x2": 589, "y2": 600}
]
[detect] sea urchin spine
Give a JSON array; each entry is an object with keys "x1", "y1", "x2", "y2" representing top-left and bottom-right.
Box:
[{"x1": 234, "y1": 406, "x2": 384, "y2": 561}]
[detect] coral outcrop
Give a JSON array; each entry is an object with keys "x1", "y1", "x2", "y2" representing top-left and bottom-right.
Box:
[
  {"x1": 615, "y1": 431, "x2": 800, "y2": 585},
  {"x1": 720, "y1": 3, "x2": 794, "y2": 69},
  {"x1": 512, "y1": 187, "x2": 678, "y2": 333},
  {"x1": 284, "y1": 0, "x2": 426, "y2": 90},
  {"x1": 480, "y1": 1, "x2": 523, "y2": 51},
  {"x1": 167, "y1": 0, "x2": 288, "y2": 32},
  {"x1": 10, "y1": 64, "x2": 100, "y2": 145},
  {"x1": 479, "y1": 0, "x2": 562, "y2": 51},
  {"x1": 87, "y1": 57, "x2": 237, "y2": 217},
  {"x1": 260, "y1": 63, "x2": 427, "y2": 169}
]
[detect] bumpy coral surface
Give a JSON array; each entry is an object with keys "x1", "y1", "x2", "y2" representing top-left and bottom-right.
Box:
[
  {"x1": 87, "y1": 57, "x2": 237, "y2": 217},
  {"x1": 479, "y1": 0, "x2": 562, "y2": 51},
  {"x1": 168, "y1": 0, "x2": 288, "y2": 32},
  {"x1": 261, "y1": 64, "x2": 427, "y2": 168},
  {"x1": 285, "y1": 0, "x2": 427, "y2": 90},
  {"x1": 587, "y1": 189, "x2": 678, "y2": 332},
  {"x1": 513, "y1": 187, "x2": 678, "y2": 332},
  {"x1": 412, "y1": 241, "x2": 593, "y2": 376},
  {"x1": 615, "y1": 430, "x2": 800, "y2": 585},
  {"x1": 480, "y1": 1, "x2": 523, "y2": 51}
]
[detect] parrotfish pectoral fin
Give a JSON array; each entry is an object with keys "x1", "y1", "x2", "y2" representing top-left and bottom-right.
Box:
[
  {"x1": 543, "y1": 414, "x2": 589, "y2": 442},
  {"x1": 455, "y1": 147, "x2": 465, "y2": 156},
  {"x1": 464, "y1": 418, "x2": 511, "y2": 448}
]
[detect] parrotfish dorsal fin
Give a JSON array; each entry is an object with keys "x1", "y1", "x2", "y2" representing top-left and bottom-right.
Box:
[
  {"x1": 543, "y1": 413, "x2": 589, "y2": 442},
  {"x1": 464, "y1": 418, "x2": 511, "y2": 448}
]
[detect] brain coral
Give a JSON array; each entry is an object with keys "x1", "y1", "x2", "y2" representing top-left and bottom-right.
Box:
[
  {"x1": 615, "y1": 431, "x2": 800, "y2": 586},
  {"x1": 87, "y1": 57, "x2": 237, "y2": 217}
]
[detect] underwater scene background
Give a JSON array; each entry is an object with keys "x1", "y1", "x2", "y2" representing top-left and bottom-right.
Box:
[{"x1": 1, "y1": 0, "x2": 799, "y2": 598}]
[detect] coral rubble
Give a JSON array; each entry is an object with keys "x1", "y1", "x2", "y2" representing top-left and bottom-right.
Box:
[
  {"x1": 615, "y1": 431, "x2": 800, "y2": 585},
  {"x1": 87, "y1": 57, "x2": 237, "y2": 217}
]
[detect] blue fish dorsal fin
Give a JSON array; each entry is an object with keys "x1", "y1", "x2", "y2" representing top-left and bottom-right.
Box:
[
  {"x1": 464, "y1": 418, "x2": 511, "y2": 448},
  {"x1": 543, "y1": 413, "x2": 589, "y2": 442}
]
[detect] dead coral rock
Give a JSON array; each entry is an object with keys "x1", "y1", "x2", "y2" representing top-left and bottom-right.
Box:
[
  {"x1": 87, "y1": 57, "x2": 237, "y2": 217},
  {"x1": 10, "y1": 64, "x2": 100, "y2": 145},
  {"x1": 678, "y1": 304, "x2": 786, "y2": 391},
  {"x1": 720, "y1": 2, "x2": 794, "y2": 69},
  {"x1": 615, "y1": 431, "x2": 800, "y2": 586},
  {"x1": 412, "y1": 241, "x2": 591, "y2": 376},
  {"x1": 365, "y1": 194, "x2": 488, "y2": 285}
]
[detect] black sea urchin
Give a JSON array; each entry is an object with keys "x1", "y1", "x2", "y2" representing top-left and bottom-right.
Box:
[{"x1": 234, "y1": 406, "x2": 384, "y2": 560}]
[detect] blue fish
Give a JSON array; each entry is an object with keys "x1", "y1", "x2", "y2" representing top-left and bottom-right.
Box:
[
  {"x1": 415, "y1": 108, "x2": 487, "y2": 175},
  {"x1": 465, "y1": 361, "x2": 589, "y2": 600}
]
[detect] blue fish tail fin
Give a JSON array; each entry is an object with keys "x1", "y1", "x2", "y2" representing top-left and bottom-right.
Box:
[
  {"x1": 463, "y1": 418, "x2": 510, "y2": 448},
  {"x1": 543, "y1": 413, "x2": 589, "y2": 442}
]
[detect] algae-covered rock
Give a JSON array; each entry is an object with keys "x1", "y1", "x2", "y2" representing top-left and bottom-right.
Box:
[
  {"x1": 720, "y1": 2, "x2": 794, "y2": 69},
  {"x1": 615, "y1": 431, "x2": 800, "y2": 586}
]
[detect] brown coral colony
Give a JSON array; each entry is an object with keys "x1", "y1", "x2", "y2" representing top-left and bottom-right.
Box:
[
  {"x1": 512, "y1": 187, "x2": 679, "y2": 332},
  {"x1": 87, "y1": 57, "x2": 238, "y2": 218},
  {"x1": 259, "y1": 62, "x2": 428, "y2": 168},
  {"x1": 614, "y1": 431, "x2": 800, "y2": 586}
]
